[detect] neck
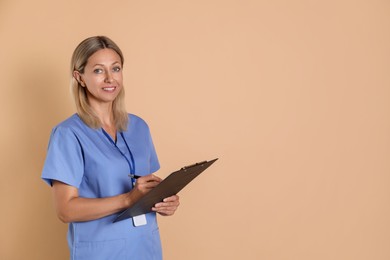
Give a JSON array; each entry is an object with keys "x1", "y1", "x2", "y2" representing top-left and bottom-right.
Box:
[
  {"x1": 89, "y1": 101, "x2": 114, "y2": 126},
  {"x1": 89, "y1": 101, "x2": 117, "y2": 140}
]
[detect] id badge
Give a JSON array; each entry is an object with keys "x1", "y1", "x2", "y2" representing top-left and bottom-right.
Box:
[{"x1": 133, "y1": 214, "x2": 147, "y2": 227}]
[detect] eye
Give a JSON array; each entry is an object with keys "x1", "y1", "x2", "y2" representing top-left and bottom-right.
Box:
[
  {"x1": 113, "y1": 66, "x2": 121, "y2": 72},
  {"x1": 94, "y1": 68, "x2": 103, "y2": 74}
]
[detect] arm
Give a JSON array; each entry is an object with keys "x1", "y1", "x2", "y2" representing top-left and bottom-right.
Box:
[{"x1": 52, "y1": 174, "x2": 162, "y2": 223}]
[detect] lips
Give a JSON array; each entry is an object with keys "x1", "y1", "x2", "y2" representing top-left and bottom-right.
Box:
[{"x1": 103, "y1": 86, "x2": 116, "y2": 91}]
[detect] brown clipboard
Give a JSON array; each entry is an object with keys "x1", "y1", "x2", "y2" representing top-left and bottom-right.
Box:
[{"x1": 113, "y1": 158, "x2": 218, "y2": 223}]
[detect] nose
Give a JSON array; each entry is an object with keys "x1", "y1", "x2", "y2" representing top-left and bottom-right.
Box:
[{"x1": 104, "y1": 71, "x2": 113, "y2": 83}]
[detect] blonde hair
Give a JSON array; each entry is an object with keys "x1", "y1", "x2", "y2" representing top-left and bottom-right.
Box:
[{"x1": 70, "y1": 36, "x2": 128, "y2": 131}]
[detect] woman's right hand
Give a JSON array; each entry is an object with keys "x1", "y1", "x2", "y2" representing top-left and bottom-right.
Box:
[{"x1": 127, "y1": 174, "x2": 162, "y2": 203}]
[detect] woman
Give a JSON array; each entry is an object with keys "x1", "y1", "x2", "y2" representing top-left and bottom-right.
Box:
[{"x1": 42, "y1": 36, "x2": 180, "y2": 259}]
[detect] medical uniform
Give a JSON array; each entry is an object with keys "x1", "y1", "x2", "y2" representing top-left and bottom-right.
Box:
[{"x1": 42, "y1": 113, "x2": 162, "y2": 260}]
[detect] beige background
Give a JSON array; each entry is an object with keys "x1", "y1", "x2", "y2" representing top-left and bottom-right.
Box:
[{"x1": 1, "y1": 0, "x2": 389, "y2": 259}]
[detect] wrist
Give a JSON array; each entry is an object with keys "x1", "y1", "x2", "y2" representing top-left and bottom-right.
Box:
[
  {"x1": 120, "y1": 193, "x2": 132, "y2": 209},
  {"x1": 122, "y1": 190, "x2": 141, "y2": 209}
]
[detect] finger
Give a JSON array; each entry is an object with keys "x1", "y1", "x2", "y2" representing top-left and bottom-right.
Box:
[
  {"x1": 144, "y1": 174, "x2": 162, "y2": 182},
  {"x1": 136, "y1": 175, "x2": 161, "y2": 188},
  {"x1": 163, "y1": 195, "x2": 179, "y2": 202},
  {"x1": 153, "y1": 202, "x2": 177, "y2": 209},
  {"x1": 139, "y1": 180, "x2": 160, "y2": 188},
  {"x1": 153, "y1": 204, "x2": 176, "y2": 210},
  {"x1": 152, "y1": 206, "x2": 177, "y2": 216},
  {"x1": 158, "y1": 211, "x2": 174, "y2": 216},
  {"x1": 137, "y1": 173, "x2": 160, "y2": 181},
  {"x1": 155, "y1": 200, "x2": 180, "y2": 208},
  {"x1": 155, "y1": 204, "x2": 178, "y2": 216}
]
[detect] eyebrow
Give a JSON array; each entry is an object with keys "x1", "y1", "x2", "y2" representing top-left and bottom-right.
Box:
[{"x1": 93, "y1": 61, "x2": 121, "y2": 67}]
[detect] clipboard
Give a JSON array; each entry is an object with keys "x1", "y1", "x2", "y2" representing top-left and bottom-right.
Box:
[{"x1": 113, "y1": 158, "x2": 218, "y2": 223}]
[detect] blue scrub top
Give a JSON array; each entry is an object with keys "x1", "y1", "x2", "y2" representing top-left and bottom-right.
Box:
[{"x1": 42, "y1": 114, "x2": 162, "y2": 260}]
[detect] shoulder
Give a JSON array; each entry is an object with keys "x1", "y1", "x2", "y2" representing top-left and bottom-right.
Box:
[
  {"x1": 54, "y1": 114, "x2": 81, "y2": 128},
  {"x1": 128, "y1": 113, "x2": 150, "y2": 130},
  {"x1": 50, "y1": 114, "x2": 88, "y2": 138}
]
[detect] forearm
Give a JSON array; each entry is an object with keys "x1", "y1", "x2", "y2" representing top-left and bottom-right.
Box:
[
  {"x1": 55, "y1": 193, "x2": 132, "y2": 223},
  {"x1": 52, "y1": 175, "x2": 161, "y2": 223},
  {"x1": 52, "y1": 180, "x2": 142, "y2": 223}
]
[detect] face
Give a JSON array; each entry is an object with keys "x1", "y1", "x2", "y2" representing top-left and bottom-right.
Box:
[{"x1": 75, "y1": 48, "x2": 123, "y2": 107}]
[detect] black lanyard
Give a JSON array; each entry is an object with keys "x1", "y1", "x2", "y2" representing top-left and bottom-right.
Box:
[{"x1": 102, "y1": 129, "x2": 136, "y2": 175}]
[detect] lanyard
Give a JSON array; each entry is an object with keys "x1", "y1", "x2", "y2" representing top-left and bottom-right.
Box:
[{"x1": 102, "y1": 129, "x2": 136, "y2": 185}]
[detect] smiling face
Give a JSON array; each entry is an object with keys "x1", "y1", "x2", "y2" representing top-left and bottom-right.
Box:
[{"x1": 74, "y1": 48, "x2": 123, "y2": 109}]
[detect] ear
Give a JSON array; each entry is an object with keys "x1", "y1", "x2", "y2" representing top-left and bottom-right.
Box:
[{"x1": 73, "y1": 71, "x2": 85, "y2": 87}]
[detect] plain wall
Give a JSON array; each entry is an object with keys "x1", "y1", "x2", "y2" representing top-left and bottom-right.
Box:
[{"x1": 1, "y1": 0, "x2": 389, "y2": 259}]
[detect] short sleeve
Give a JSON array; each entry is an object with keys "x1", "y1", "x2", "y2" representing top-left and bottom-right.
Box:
[{"x1": 41, "y1": 126, "x2": 84, "y2": 188}]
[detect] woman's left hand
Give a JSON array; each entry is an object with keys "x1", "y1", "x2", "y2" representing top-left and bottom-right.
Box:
[{"x1": 152, "y1": 195, "x2": 180, "y2": 216}]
